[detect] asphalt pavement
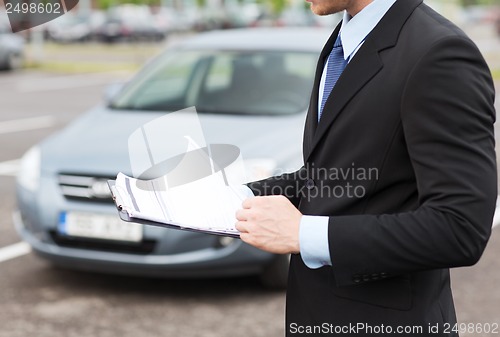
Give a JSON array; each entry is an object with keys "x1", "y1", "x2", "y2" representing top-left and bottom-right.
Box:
[
  {"x1": 0, "y1": 67, "x2": 499, "y2": 337},
  {"x1": 0, "y1": 70, "x2": 286, "y2": 337}
]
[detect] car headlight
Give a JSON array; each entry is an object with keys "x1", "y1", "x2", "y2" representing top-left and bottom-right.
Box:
[
  {"x1": 17, "y1": 146, "x2": 41, "y2": 192},
  {"x1": 244, "y1": 158, "x2": 277, "y2": 181}
]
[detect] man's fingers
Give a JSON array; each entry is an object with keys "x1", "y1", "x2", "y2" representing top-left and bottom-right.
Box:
[
  {"x1": 239, "y1": 232, "x2": 251, "y2": 244},
  {"x1": 242, "y1": 197, "x2": 254, "y2": 209},
  {"x1": 243, "y1": 195, "x2": 287, "y2": 209},
  {"x1": 235, "y1": 221, "x2": 249, "y2": 233},
  {"x1": 236, "y1": 208, "x2": 254, "y2": 221},
  {"x1": 239, "y1": 232, "x2": 258, "y2": 248}
]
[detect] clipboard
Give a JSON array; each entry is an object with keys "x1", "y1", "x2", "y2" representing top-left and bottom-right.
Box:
[{"x1": 108, "y1": 180, "x2": 241, "y2": 238}]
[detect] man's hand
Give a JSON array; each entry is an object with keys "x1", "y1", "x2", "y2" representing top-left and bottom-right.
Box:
[{"x1": 235, "y1": 195, "x2": 302, "y2": 254}]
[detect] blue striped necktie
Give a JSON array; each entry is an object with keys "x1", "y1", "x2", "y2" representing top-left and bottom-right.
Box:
[{"x1": 319, "y1": 35, "x2": 348, "y2": 121}]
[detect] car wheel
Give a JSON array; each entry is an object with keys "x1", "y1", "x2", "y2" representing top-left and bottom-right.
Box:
[
  {"x1": 259, "y1": 254, "x2": 290, "y2": 289},
  {"x1": 6, "y1": 52, "x2": 23, "y2": 71}
]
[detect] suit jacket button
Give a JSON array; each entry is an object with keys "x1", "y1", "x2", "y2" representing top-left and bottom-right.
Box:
[
  {"x1": 305, "y1": 179, "x2": 315, "y2": 190},
  {"x1": 371, "y1": 273, "x2": 380, "y2": 280},
  {"x1": 380, "y1": 272, "x2": 388, "y2": 279},
  {"x1": 363, "y1": 275, "x2": 370, "y2": 282},
  {"x1": 353, "y1": 275, "x2": 362, "y2": 284}
]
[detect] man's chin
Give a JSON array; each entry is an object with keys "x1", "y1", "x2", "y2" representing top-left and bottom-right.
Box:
[
  {"x1": 312, "y1": 9, "x2": 342, "y2": 16},
  {"x1": 309, "y1": 4, "x2": 343, "y2": 16}
]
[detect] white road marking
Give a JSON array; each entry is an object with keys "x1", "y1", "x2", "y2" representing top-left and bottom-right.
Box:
[
  {"x1": 16, "y1": 71, "x2": 130, "y2": 93},
  {"x1": 0, "y1": 159, "x2": 20, "y2": 176},
  {"x1": 493, "y1": 197, "x2": 500, "y2": 229},
  {"x1": 0, "y1": 242, "x2": 31, "y2": 264},
  {"x1": 0, "y1": 115, "x2": 56, "y2": 135}
]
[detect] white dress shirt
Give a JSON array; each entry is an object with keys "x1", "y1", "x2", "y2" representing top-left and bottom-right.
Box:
[{"x1": 300, "y1": 0, "x2": 398, "y2": 269}]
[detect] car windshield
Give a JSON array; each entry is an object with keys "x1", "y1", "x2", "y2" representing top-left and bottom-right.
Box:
[{"x1": 110, "y1": 49, "x2": 318, "y2": 115}]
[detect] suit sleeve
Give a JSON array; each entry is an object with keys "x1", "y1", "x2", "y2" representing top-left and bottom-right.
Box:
[
  {"x1": 247, "y1": 166, "x2": 306, "y2": 208},
  {"x1": 329, "y1": 36, "x2": 497, "y2": 286}
]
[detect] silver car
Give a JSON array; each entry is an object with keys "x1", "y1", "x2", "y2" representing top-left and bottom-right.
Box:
[
  {"x1": 0, "y1": 13, "x2": 24, "y2": 71},
  {"x1": 15, "y1": 28, "x2": 331, "y2": 288}
]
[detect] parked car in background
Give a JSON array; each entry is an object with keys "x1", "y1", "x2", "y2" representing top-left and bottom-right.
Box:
[
  {"x1": 96, "y1": 5, "x2": 166, "y2": 43},
  {"x1": 15, "y1": 28, "x2": 331, "y2": 288},
  {"x1": 153, "y1": 7, "x2": 196, "y2": 34},
  {"x1": 46, "y1": 11, "x2": 105, "y2": 43},
  {"x1": 277, "y1": 8, "x2": 318, "y2": 27},
  {"x1": 0, "y1": 14, "x2": 24, "y2": 71},
  {"x1": 252, "y1": 7, "x2": 340, "y2": 28}
]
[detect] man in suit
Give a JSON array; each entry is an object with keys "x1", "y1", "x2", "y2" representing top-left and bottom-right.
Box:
[{"x1": 235, "y1": 0, "x2": 497, "y2": 335}]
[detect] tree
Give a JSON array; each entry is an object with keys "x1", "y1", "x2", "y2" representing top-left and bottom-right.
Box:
[{"x1": 255, "y1": 0, "x2": 287, "y2": 14}]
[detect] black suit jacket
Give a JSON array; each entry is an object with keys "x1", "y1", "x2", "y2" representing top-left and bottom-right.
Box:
[{"x1": 248, "y1": 0, "x2": 497, "y2": 335}]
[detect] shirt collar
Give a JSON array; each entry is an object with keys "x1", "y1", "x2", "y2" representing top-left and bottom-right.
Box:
[{"x1": 339, "y1": 0, "x2": 398, "y2": 60}]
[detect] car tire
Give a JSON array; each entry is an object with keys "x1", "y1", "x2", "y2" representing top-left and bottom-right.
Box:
[
  {"x1": 6, "y1": 52, "x2": 23, "y2": 71},
  {"x1": 259, "y1": 254, "x2": 290, "y2": 289}
]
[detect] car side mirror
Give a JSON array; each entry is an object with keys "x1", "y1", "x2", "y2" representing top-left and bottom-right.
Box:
[{"x1": 104, "y1": 82, "x2": 125, "y2": 104}]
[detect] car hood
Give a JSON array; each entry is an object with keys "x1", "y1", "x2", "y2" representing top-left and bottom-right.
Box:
[{"x1": 40, "y1": 106, "x2": 306, "y2": 178}]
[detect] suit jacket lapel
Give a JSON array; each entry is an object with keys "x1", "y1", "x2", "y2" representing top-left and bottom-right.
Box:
[
  {"x1": 303, "y1": 23, "x2": 342, "y2": 159},
  {"x1": 309, "y1": 22, "x2": 342, "y2": 126},
  {"x1": 304, "y1": 0, "x2": 423, "y2": 162}
]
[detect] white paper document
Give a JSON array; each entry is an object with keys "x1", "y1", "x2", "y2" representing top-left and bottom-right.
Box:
[{"x1": 109, "y1": 172, "x2": 254, "y2": 237}]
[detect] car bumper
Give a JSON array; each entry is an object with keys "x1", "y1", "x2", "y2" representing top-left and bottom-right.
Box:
[{"x1": 13, "y1": 210, "x2": 275, "y2": 279}]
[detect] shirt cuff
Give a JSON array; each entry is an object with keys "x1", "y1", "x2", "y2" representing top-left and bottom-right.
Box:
[
  {"x1": 299, "y1": 215, "x2": 332, "y2": 269},
  {"x1": 233, "y1": 185, "x2": 255, "y2": 200}
]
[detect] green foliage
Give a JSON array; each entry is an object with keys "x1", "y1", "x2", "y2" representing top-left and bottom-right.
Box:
[
  {"x1": 96, "y1": 0, "x2": 160, "y2": 10},
  {"x1": 95, "y1": 0, "x2": 301, "y2": 12},
  {"x1": 255, "y1": 0, "x2": 288, "y2": 14},
  {"x1": 269, "y1": 0, "x2": 287, "y2": 13},
  {"x1": 460, "y1": 0, "x2": 500, "y2": 6}
]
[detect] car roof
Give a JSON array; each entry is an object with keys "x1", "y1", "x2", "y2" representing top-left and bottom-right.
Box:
[{"x1": 175, "y1": 27, "x2": 334, "y2": 52}]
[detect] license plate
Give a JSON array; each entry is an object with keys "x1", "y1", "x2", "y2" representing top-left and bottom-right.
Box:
[{"x1": 58, "y1": 212, "x2": 143, "y2": 243}]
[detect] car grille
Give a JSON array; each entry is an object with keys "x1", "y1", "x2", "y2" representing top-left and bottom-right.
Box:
[
  {"x1": 49, "y1": 231, "x2": 156, "y2": 255},
  {"x1": 56, "y1": 173, "x2": 157, "y2": 254},
  {"x1": 58, "y1": 174, "x2": 114, "y2": 203}
]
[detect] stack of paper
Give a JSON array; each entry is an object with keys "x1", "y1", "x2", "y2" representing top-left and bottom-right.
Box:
[{"x1": 108, "y1": 172, "x2": 254, "y2": 237}]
